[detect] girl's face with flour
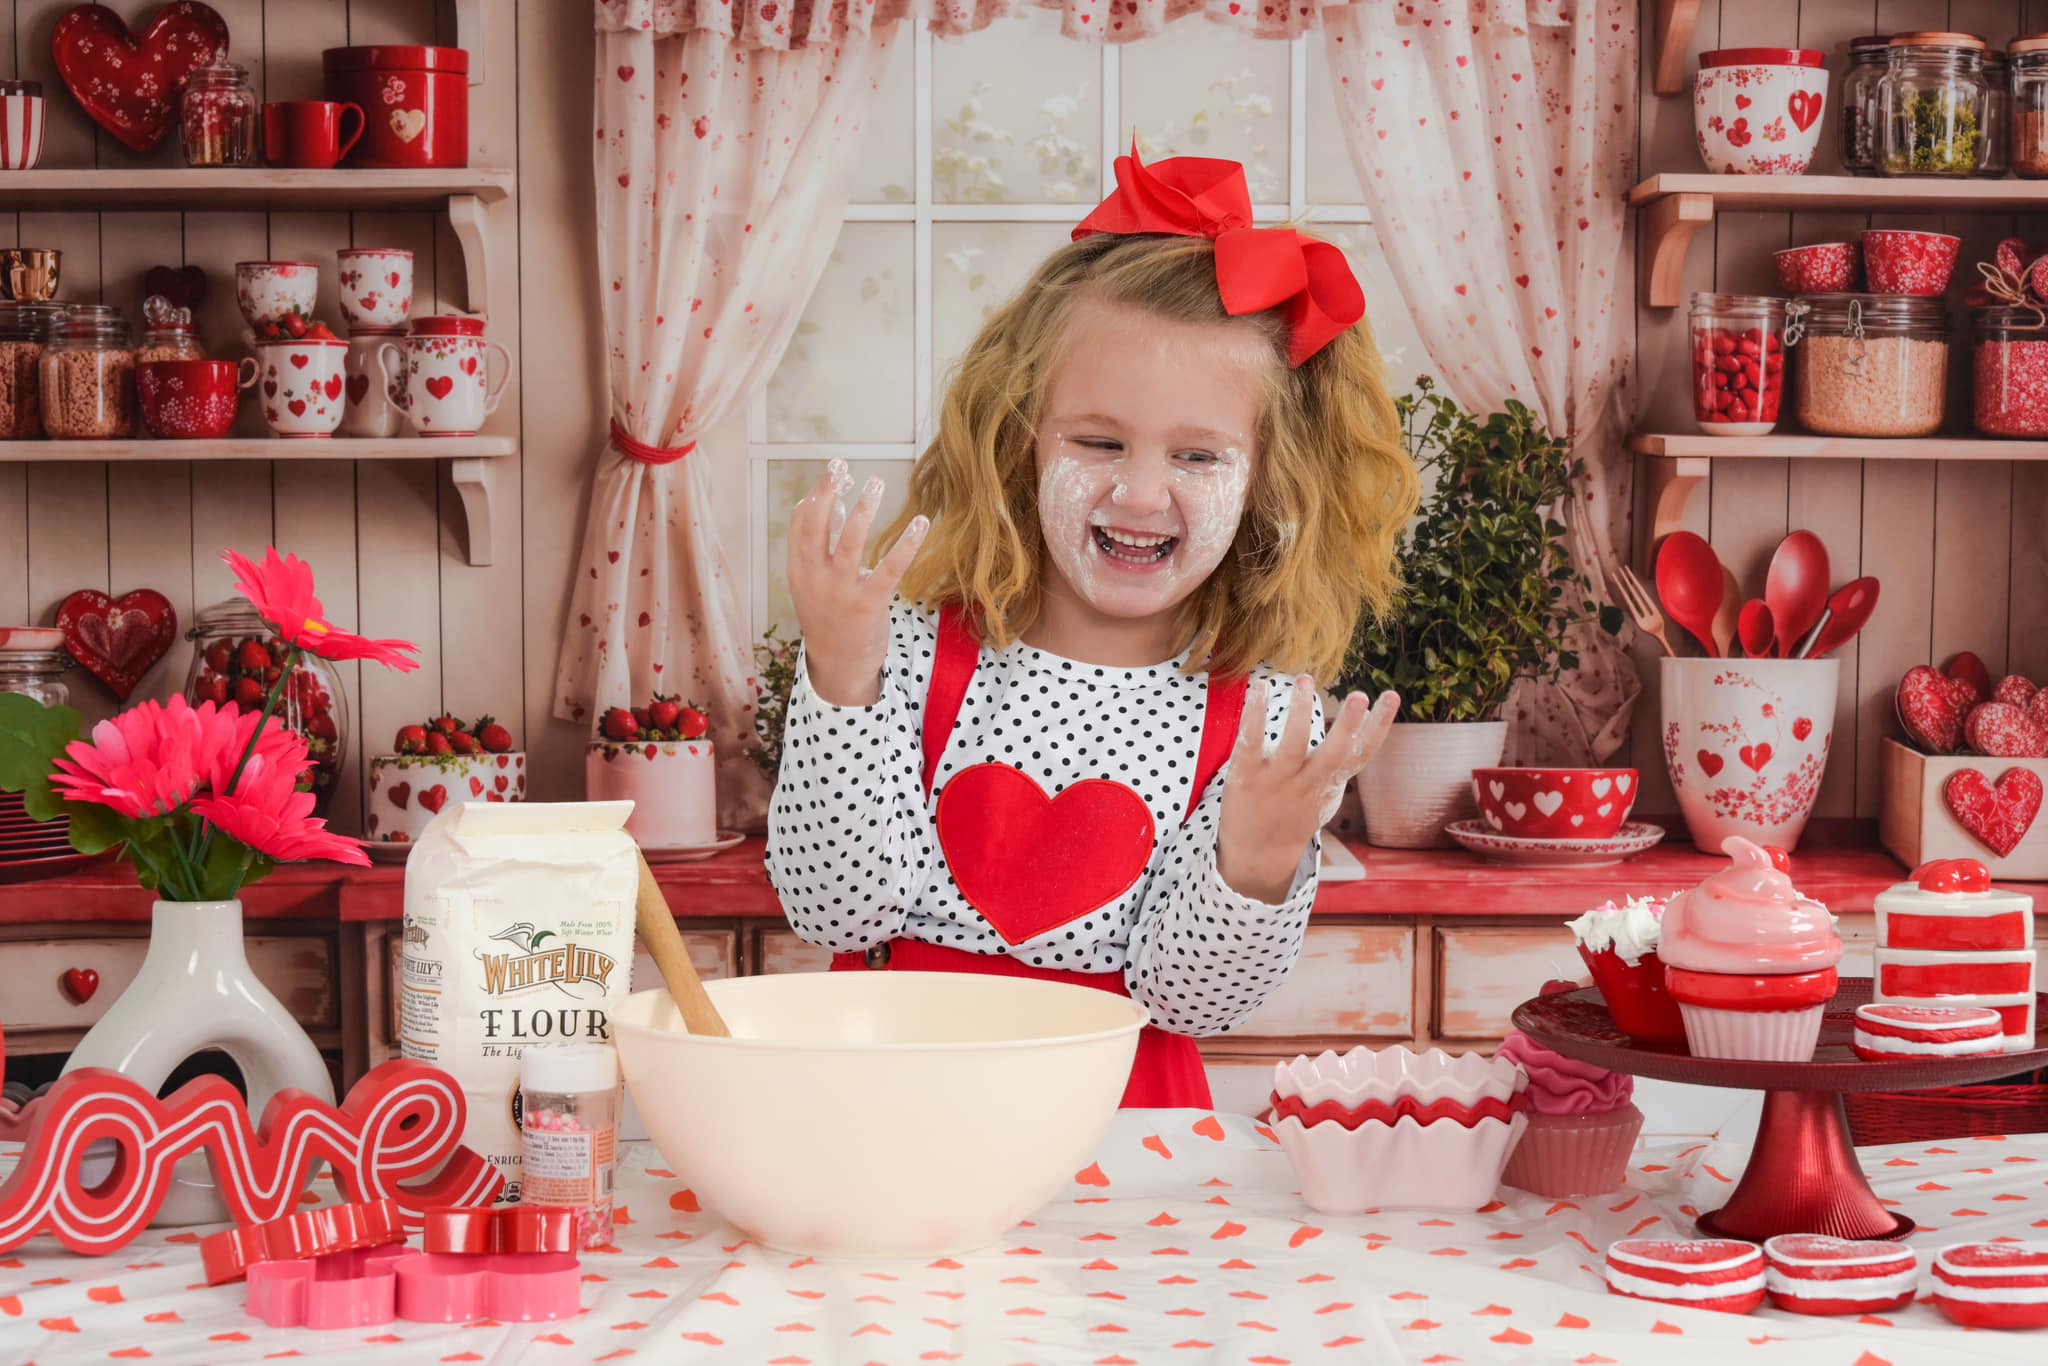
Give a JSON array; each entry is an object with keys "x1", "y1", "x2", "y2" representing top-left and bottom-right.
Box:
[{"x1": 1031, "y1": 295, "x2": 1269, "y2": 664}]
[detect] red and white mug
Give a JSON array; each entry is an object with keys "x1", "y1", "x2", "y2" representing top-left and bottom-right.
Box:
[
  {"x1": 335, "y1": 248, "x2": 414, "y2": 331},
  {"x1": 1, "y1": 79, "x2": 45, "y2": 171},
  {"x1": 253, "y1": 337, "x2": 347, "y2": 438},
  {"x1": 377, "y1": 315, "x2": 508, "y2": 436},
  {"x1": 262, "y1": 100, "x2": 365, "y2": 169}
]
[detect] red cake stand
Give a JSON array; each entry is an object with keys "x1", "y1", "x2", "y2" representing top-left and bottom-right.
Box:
[{"x1": 1512, "y1": 980, "x2": 2048, "y2": 1243}]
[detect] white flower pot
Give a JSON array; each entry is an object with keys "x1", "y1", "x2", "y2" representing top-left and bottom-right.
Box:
[
  {"x1": 62, "y1": 899, "x2": 334, "y2": 1226},
  {"x1": 1356, "y1": 720, "x2": 1509, "y2": 849},
  {"x1": 1661, "y1": 657, "x2": 1840, "y2": 855}
]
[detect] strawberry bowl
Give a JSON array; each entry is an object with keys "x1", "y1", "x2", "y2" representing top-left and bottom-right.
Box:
[
  {"x1": 611, "y1": 972, "x2": 1144, "y2": 1257},
  {"x1": 1472, "y1": 767, "x2": 1639, "y2": 840},
  {"x1": 1694, "y1": 48, "x2": 1828, "y2": 175}
]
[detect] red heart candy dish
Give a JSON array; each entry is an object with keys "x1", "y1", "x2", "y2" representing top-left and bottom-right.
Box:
[
  {"x1": 56, "y1": 587, "x2": 177, "y2": 700},
  {"x1": 51, "y1": 3, "x2": 230, "y2": 153},
  {"x1": 1470, "y1": 767, "x2": 1639, "y2": 840}
]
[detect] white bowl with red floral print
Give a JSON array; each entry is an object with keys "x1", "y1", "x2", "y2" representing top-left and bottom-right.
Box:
[{"x1": 1694, "y1": 48, "x2": 1828, "y2": 176}]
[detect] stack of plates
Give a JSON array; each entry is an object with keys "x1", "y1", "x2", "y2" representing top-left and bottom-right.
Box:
[{"x1": 0, "y1": 790, "x2": 94, "y2": 883}]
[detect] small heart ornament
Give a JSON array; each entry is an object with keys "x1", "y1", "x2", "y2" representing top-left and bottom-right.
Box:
[
  {"x1": 56, "y1": 588, "x2": 177, "y2": 700},
  {"x1": 1966, "y1": 702, "x2": 2048, "y2": 759},
  {"x1": 50, "y1": 3, "x2": 231, "y2": 153},
  {"x1": 1897, "y1": 664, "x2": 1975, "y2": 754},
  {"x1": 1944, "y1": 767, "x2": 2044, "y2": 858}
]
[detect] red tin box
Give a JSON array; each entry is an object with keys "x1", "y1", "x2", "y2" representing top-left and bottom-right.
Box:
[{"x1": 322, "y1": 46, "x2": 469, "y2": 169}]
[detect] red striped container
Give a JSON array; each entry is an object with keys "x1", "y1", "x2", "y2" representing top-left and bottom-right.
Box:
[{"x1": 0, "y1": 80, "x2": 45, "y2": 171}]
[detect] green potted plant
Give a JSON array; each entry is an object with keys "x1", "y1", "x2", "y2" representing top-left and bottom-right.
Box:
[{"x1": 1339, "y1": 377, "x2": 1617, "y2": 848}]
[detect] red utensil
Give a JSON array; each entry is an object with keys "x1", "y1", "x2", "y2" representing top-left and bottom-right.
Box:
[
  {"x1": 1765, "y1": 531, "x2": 1830, "y2": 658},
  {"x1": 1655, "y1": 531, "x2": 1725, "y2": 656},
  {"x1": 1739, "y1": 599, "x2": 1775, "y2": 658},
  {"x1": 1802, "y1": 577, "x2": 1881, "y2": 658}
]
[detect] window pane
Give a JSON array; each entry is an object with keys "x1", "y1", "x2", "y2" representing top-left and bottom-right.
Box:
[
  {"x1": 1305, "y1": 33, "x2": 1364, "y2": 205},
  {"x1": 932, "y1": 11, "x2": 1102, "y2": 203},
  {"x1": 767, "y1": 224, "x2": 913, "y2": 443},
  {"x1": 760, "y1": 459, "x2": 915, "y2": 636},
  {"x1": 1120, "y1": 23, "x2": 1289, "y2": 202},
  {"x1": 932, "y1": 221, "x2": 1074, "y2": 389},
  {"x1": 850, "y1": 32, "x2": 915, "y2": 205}
]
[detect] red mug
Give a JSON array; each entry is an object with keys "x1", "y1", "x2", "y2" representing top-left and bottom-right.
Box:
[
  {"x1": 139, "y1": 358, "x2": 258, "y2": 439},
  {"x1": 263, "y1": 101, "x2": 365, "y2": 169}
]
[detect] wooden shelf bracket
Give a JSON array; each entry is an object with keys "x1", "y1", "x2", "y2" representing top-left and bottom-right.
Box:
[
  {"x1": 449, "y1": 457, "x2": 497, "y2": 567},
  {"x1": 1643, "y1": 192, "x2": 1714, "y2": 308},
  {"x1": 448, "y1": 194, "x2": 491, "y2": 315},
  {"x1": 1639, "y1": 455, "x2": 1710, "y2": 565},
  {"x1": 1652, "y1": 0, "x2": 1703, "y2": 96}
]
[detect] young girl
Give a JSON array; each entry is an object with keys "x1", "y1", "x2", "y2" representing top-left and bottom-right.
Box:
[{"x1": 766, "y1": 148, "x2": 1420, "y2": 1108}]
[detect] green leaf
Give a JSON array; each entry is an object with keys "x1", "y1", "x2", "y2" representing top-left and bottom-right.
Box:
[
  {"x1": 65, "y1": 801, "x2": 127, "y2": 856},
  {"x1": 0, "y1": 693, "x2": 82, "y2": 821}
]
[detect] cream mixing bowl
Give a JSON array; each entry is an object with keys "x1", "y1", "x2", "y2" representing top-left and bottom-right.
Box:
[{"x1": 610, "y1": 971, "x2": 1146, "y2": 1257}]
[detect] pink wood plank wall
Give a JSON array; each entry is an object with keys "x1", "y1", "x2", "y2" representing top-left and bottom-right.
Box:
[
  {"x1": 1630, "y1": 0, "x2": 2048, "y2": 822},
  {"x1": 0, "y1": 0, "x2": 611, "y2": 834}
]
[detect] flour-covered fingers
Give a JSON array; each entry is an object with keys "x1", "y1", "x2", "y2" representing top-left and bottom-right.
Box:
[
  {"x1": 1274, "y1": 674, "x2": 1315, "y2": 769},
  {"x1": 870, "y1": 514, "x2": 930, "y2": 596},
  {"x1": 835, "y1": 475, "x2": 885, "y2": 566},
  {"x1": 1303, "y1": 691, "x2": 1374, "y2": 784},
  {"x1": 1231, "y1": 678, "x2": 1272, "y2": 768},
  {"x1": 1353, "y1": 691, "x2": 1402, "y2": 767}
]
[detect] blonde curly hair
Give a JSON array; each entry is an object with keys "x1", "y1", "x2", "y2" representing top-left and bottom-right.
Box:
[{"x1": 878, "y1": 231, "x2": 1419, "y2": 682}]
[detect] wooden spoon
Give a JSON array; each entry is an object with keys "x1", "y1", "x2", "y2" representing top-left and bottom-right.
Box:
[
  {"x1": 1711, "y1": 567, "x2": 1742, "y2": 657},
  {"x1": 634, "y1": 852, "x2": 732, "y2": 1037}
]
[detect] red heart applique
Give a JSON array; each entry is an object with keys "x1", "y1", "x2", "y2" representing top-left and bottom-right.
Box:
[
  {"x1": 1696, "y1": 749, "x2": 1724, "y2": 778},
  {"x1": 289, "y1": 353, "x2": 310, "y2": 370},
  {"x1": 347, "y1": 374, "x2": 370, "y2": 405},
  {"x1": 1792, "y1": 717, "x2": 1813, "y2": 741},
  {"x1": 468, "y1": 777, "x2": 485, "y2": 797},
  {"x1": 419, "y1": 785, "x2": 449, "y2": 814},
  {"x1": 934, "y1": 765, "x2": 1155, "y2": 945},
  {"x1": 425, "y1": 375, "x2": 455, "y2": 401},
  {"x1": 1734, "y1": 93, "x2": 1752, "y2": 110},
  {"x1": 388, "y1": 782, "x2": 411, "y2": 810},
  {"x1": 323, "y1": 374, "x2": 343, "y2": 401},
  {"x1": 57, "y1": 588, "x2": 177, "y2": 700},
  {"x1": 1898, "y1": 665, "x2": 1975, "y2": 754},
  {"x1": 1944, "y1": 768, "x2": 2043, "y2": 857},
  {"x1": 50, "y1": 3, "x2": 229, "y2": 153},
  {"x1": 287, "y1": 399, "x2": 306, "y2": 417},
  {"x1": 494, "y1": 775, "x2": 509, "y2": 793},
  {"x1": 461, "y1": 356, "x2": 479, "y2": 375},
  {"x1": 1787, "y1": 89, "x2": 1822, "y2": 132},
  {"x1": 60, "y1": 968, "x2": 99, "y2": 1004},
  {"x1": 1740, "y1": 743, "x2": 1773, "y2": 773}
]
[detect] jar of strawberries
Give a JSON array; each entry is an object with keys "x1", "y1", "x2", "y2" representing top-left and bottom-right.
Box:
[
  {"x1": 184, "y1": 599, "x2": 349, "y2": 817},
  {"x1": 1689, "y1": 293, "x2": 1799, "y2": 435}
]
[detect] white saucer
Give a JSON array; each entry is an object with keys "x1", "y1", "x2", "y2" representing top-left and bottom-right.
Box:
[
  {"x1": 641, "y1": 830, "x2": 747, "y2": 863},
  {"x1": 365, "y1": 840, "x2": 413, "y2": 864},
  {"x1": 1444, "y1": 820, "x2": 1665, "y2": 868}
]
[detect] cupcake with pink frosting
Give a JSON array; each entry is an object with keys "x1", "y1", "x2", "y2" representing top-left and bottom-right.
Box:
[
  {"x1": 1497, "y1": 1029, "x2": 1642, "y2": 1198},
  {"x1": 1658, "y1": 836, "x2": 1844, "y2": 1061}
]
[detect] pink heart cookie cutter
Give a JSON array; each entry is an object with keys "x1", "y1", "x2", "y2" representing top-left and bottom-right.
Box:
[{"x1": 246, "y1": 1248, "x2": 582, "y2": 1328}]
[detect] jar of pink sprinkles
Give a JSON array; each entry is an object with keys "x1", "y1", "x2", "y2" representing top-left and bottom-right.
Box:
[{"x1": 519, "y1": 1043, "x2": 621, "y2": 1249}]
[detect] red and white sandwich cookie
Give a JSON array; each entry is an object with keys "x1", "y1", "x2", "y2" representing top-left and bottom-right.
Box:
[
  {"x1": 1932, "y1": 1241, "x2": 2048, "y2": 1329},
  {"x1": 1852, "y1": 1003, "x2": 2006, "y2": 1060},
  {"x1": 1762, "y1": 1234, "x2": 1919, "y2": 1315},
  {"x1": 1603, "y1": 1238, "x2": 1765, "y2": 1315},
  {"x1": 1875, "y1": 860, "x2": 2034, "y2": 953}
]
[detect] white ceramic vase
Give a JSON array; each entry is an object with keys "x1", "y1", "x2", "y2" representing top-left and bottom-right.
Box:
[
  {"x1": 61, "y1": 899, "x2": 334, "y2": 1225},
  {"x1": 1355, "y1": 720, "x2": 1509, "y2": 849},
  {"x1": 1661, "y1": 656, "x2": 1840, "y2": 855}
]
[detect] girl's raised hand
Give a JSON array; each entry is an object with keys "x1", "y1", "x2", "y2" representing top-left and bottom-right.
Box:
[
  {"x1": 787, "y1": 460, "x2": 929, "y2": 707},
  {"x1": 1217, "y1": 678, "x2": 1400, "y2": 904}
]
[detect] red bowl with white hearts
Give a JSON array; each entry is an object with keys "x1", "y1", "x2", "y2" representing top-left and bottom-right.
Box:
[
  {"x1": 1693, "y1": 49, "x2": 1828, "y2": 176},
  {"x1": 1763, "y1": 1234, "x2": 1919, "y2": 1316},
  {"x1": 1861, "y1": 229, "x2": 1960, "y2": 296},
  {"x1": 1470, "y1": 767, "x2": 1638, "y2": 840},
  {"x1": 1933, "y1": 1242, "x2": 2048, "y2": 1329},
  {"x1": 1605, "y1": 1238, "x2": 1765, "y2": 1315},
  {"x1": 1773, "y1": 243, "x2": 1858, "y2": 295}
]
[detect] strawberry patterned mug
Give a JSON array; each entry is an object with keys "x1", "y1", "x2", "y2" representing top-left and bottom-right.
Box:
[
  {"x1": 335, "y1": 248, "x2": 413, "y2": 331},
  {"x1": 376, "y1": 315, "x2": 508, "y2": 436},
  {"x1": 253, "y1": 337, "x2": 347, "y2": 438}
]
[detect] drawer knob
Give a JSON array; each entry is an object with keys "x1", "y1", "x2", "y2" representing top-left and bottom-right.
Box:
[{"x1": 60, "y1": 968, "x2": 99, "y2": 1005}]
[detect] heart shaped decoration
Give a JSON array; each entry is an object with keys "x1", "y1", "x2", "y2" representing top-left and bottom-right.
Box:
[
  {"x1": 1696, "y1": 749, "x2": 1724, "y2": 778},
  {"x1": 1947, "y1": 651, "x2": 1993, "y2": 704},
  {"x1": 388, "y1": 781, "x2": 411, "y2": 810},
  {"x1": 1739, "y1": 742, "x2": 1773, "y2": 772},
  {"x1": 425, "y1": 375, "x2": 454, "y2": 401},
  {"x1": 1966, "y1": 702, "x2": 2048, "y2": 759},
  {"x1": 60, "y1": 967, "x2": 99, "y2": 1004},
  {"x1": 935, "y1": 764, "x2": 1155, "y2": 946},
  {"x1": 347, "y1": 374, "x2": 370, "y2": 406},
  {"x1": 50, "y1": 3, "x2": 231, "y2": 154},
  {"x1": 1786, "y1": 89, "x2": 1822, "y2": 132},
  {"x1": 1897, "y1": 664, "x2": 1975, "y2": 754},
  {"x1": 56, "y1": 588, "x2": 177, "y2": 700},
  {"x1": 390, "y1": 108, "x2": 426, "y2": 143},
  {"x1": 1994, "y1": 674, "x2": 2039, "y2": 708},
  {"x1": 1944, "y1": 767, "x2": 2043, "y2": 858},
  {"x1": 143, "y1": 263, "x2": 208, "y2": 311},
  {"x1": 419, "y1": 784, "x2": 449, "y2": 814}
]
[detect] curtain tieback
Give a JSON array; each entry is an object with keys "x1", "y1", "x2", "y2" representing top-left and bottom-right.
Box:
[{"x1": 610, "y1": 419, "x2": 697, "y2": 465}]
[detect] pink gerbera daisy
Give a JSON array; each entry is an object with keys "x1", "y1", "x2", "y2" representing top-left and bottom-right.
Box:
[
  {"x1": 192, "y1": 746, "x2": 368, "y2": 867},
  {"x1": 222, "y1": 546, "x2": 420, "y2": 672}
]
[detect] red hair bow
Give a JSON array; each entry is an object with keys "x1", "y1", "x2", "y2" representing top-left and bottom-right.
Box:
[{"x1": 1072, "y1": 144, "x2": 1365, "y2": 367}]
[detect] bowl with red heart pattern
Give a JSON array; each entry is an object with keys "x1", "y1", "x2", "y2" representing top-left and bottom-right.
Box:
[
  {"x1": 1694, "y1": 48, "x2": 1829, "y2": 176},
  {"x1": 1470, "y1": 767, "x2": 1640, "y2": 840},
  {"x1": 1660, "y1": 657, "x2": 1840, "y2": 854}
]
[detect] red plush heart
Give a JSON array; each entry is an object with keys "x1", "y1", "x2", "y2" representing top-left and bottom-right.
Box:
[
  {"x1": 1966, "y1": 702, "x2": 2048, "y2": 759},
  {"x1": 934, "y1": 764, "x2": 1155, "y2": 946},
  {"x1": 50, "y1": 3, "x2": 231, "y2": 154},
  {"x1": 1944, "y1": 767, "x2": 2044, "y2": 858},
  {"x1": 56, "y1": 588, "x2": 176, "y2": 700},
  {"x1": 143, "y1": 263, "x2": 207, "y2": 311},
  {"x1": 1696, "y1": 749, "x2": 1724, "y2": 778},
  {"x1": 60, "y1": 967, "x2": 99, "y2": 1004},
  {"x1": 1898, "y1": 665, "x2": 1975, "y2": 754},
  {"x1": 419, "y1": 784, "x2": 449, "y2": 814}
]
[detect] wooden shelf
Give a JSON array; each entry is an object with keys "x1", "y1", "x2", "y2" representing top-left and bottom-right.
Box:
[
  {"x1": 1650, "y1": 0, "x2": 1703, "y2": 96},
  {"x1": 0, "y1": 436, "x2": 514, "y2": 565},
  {"x1": 1632, "y1": 173, "x2": 2048, "y2": 307}
]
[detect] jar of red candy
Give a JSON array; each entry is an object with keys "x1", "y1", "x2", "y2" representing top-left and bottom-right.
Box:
[
  {"x1": 184, "y1": 599, "x2": 349, "y2": 817},
  {"x1": 1972, "y1": 305, "x2": 2048, "y2": 435},
  {"x1": 1689, "y1": 293, "x2": 1798, "y2": 436}
]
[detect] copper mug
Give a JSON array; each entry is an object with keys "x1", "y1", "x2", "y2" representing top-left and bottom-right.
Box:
[{"x1": 0, "y1": 247, "x2": 60, "y2": 301}]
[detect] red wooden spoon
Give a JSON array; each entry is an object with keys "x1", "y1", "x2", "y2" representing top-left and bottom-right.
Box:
[
  {"x1": 1654, "y1": 531, "x2": 1724, "y2": 656},
  {"x1": 1765, "y1": 531, "x2": 1830, "y2": 658},
  {"x1": 1802, "y1": 577, "x2": 1881, "y2": 658},
  {"x1": 1738, "y1": 599, "x2": 1775, "y2": 658}
]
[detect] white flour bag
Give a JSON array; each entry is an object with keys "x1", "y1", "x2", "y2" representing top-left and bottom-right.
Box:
[{"x1": 402, "y1": 800, "x2": 638, "y2": 1199}]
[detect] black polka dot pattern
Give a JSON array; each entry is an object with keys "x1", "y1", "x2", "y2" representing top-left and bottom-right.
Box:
[{"x1": 766, "y1": 601, "x2": 1323, "y2": 1037}]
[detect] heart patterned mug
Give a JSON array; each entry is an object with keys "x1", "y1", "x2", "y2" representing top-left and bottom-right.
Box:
[
  {"x1": 377, "y1": 315, "x2": 508, "y2": 437},
  {"x1": 253, "y1": 337, "x2": 347, "y2": 438}
]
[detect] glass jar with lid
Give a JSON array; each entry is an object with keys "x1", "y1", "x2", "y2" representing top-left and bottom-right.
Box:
[
  {"x1": 0, "y1": 636, "x2": 72, "y2": 708},
  {"x1": 137, "y1": 295, "x2": 205, "y2": 363},
  {"x1": 1972, "y1": 306, "x2": 2048, "y2": 434},
  {"x1": 180, "y1": 54, "x2": 257, "y2": 168},
  {"x1": 39, "y1": 305, "x2": 135, "y2": 439},
  {"x1": 1841, "y1": 35, "x2": 1893, "y2": 173},
  {"x1": 1795, "y1": 294, "x2": 1951, "y2": 436},
  {"x1": 0, "y1": 301, "x2": 64, "y2": 439},
  {"x1": 1689, "y1": 293, "x2": 1800, "y2": 436},
  {"x1": 184, "y1": 599, "x2": 349, "y2": 817},
  {"x1": 1981, "y1": 50, "x2": 2012, "y2": 174},
  {"x1": 1879, "y1": 32, "x2": 1991, "y2": 175},
  {"x1": 2009, "y1": 35, "x2": 2048, "y2": 176}
]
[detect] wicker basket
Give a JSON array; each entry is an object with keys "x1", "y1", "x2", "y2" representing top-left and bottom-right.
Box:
[{"x1": 1846, "y1": 1080, "x2": 2048, "y2": 1146}]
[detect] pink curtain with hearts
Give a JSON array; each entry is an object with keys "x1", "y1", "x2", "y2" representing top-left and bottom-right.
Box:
[
  {"x1": 1322, "y1": 0, "x2": 1641, "y2": 764},
  {"x1": 557, "y1": 4, "x2": 904, "y2": 829}
]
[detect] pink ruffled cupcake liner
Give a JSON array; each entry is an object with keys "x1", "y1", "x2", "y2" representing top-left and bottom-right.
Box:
[
  {"x1": 1501, "y1": 1104, "x2": 1644, "y2": 1198},
  {"x1": 1679, "y1": 1003, "x2": 1824, "y2": 1061}
]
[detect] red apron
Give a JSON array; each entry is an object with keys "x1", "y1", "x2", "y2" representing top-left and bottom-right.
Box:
[{"x1": 831, "y1": 604, "x2": 1246, "y2": 1109}]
